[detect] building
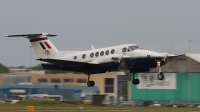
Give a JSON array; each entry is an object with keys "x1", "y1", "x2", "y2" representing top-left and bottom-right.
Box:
[
  {"x1": 0, "y1": 73, "x2": 115, "y2": 98},
  {"x1": 131, "y1": 54, "x2": 200, "y2": 102},
  {"x1": 0, "y1": 84, "x2": 99, "y2": 100}
]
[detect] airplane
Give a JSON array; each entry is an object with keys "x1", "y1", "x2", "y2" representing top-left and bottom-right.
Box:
[{"x1": 6, "y1": 33, "x2": 184, "y2": 87}]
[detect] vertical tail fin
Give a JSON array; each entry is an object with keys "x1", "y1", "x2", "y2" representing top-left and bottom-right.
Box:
[{"x1": 6, "y1": 33, "x2": 59, "y2": 58}]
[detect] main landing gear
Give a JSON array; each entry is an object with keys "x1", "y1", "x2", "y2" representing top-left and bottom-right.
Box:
[
  {"x1": 157, "y1": 60, "x2": 164, "y2": 80},
  {"x1": 132, "y1": 73, "x2": 140, "y2": 85},
  {"x1": 86, "y1": 74, "x2": 95, "y2": 87}
]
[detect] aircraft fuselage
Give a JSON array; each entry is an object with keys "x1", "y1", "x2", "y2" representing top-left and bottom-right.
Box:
[{"x1": 41, "y1": 44, "x2": 165, "y2": 74}]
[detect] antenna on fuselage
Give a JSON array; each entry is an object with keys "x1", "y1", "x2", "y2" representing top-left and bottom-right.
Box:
[{"x1": 91, "y1": 45, "x2": 95, "y2": 50}]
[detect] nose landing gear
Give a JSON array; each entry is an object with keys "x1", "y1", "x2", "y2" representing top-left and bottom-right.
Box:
[
  {"x1": 157, "y1": 60, "x2": 164, "y2": 80},
  {"x1": 132, "y1": 73, "x2": 140, "y2": 85},
  {"x1": 86, "y1": 74, "x2": 95, "y2": 87},
  {"x1": 157, "y1": 72, "x2": 164, "y2": 80}
]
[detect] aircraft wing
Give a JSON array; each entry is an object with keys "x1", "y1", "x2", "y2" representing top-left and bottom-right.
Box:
[
  {"x1": 166, "y1": 53, "x2": 185, "y2": 60},
  {"x1": 37, "y1": 58, "x2": 97, "y2": 67}
]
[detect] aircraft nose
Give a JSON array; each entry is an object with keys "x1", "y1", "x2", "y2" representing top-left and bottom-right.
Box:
[{"x1": 132, "y1": 50, "x2": 164, "y2": 59}]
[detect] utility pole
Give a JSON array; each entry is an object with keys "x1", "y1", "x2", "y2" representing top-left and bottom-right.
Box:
[
  {"x1": 29, "y1": 46, "x2": 32, "y2": 96},
  {"x1": 188, "y1": 40, "x2": 192, "y2": 103},
  {"x1": 29, "y1": 46, "x2": 32, "y2": 70}
]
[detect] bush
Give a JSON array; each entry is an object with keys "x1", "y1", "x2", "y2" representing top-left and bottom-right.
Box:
[{"x1": 15, "y1": 100, "x2": 65, "y2": 106}]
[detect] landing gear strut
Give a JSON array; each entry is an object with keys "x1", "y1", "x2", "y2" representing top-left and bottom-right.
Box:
[
  {"x1": 157, "y1": 60, "x2": 164, "y2": 80},
  {"x1": 132, "y1": 73, "x2": 140, "y2": 85},
  {"x1": 87, "y1": 74, "x2": 95, "y2": 87}
]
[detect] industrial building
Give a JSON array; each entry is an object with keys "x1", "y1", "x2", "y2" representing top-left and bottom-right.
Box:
[
  {"x1": 0, "y1": 73, "x2": 115, "y2": 99},
  {"x1": 131, "y1": 54, "x2": 200, "y2": 102},
  {"x1": 0, "y1": 84, "x2": 99, "y2": 100}
]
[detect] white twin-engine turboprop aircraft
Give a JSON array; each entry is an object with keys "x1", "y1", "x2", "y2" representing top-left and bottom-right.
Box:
[{"x1": 6, "y1": 33, "x2": 184, "y2": 87}]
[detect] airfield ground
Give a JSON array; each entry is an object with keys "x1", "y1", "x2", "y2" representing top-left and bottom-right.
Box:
[{"x1": 0, "y1": 104, "x2": 200, "y2": 112}]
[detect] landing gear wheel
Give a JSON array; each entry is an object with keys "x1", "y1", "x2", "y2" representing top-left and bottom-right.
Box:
[
  {"x1": 86, "y1": 74, "x2": 95, "y2": 87},
  {"x1": 132, "y1": 79, "x2": 140, "y2": 85},
  {"x1": 87, "y1": 81, "x2": 95, "y2": 87},
  {"x1": 87, "y1": 81, "x2": 91, "y2": 87},
  {"x1": 132, "y1": 73, "x2": 140, "y2": 85},
  {"x1": 157, "y1": 72, "x2": 164, "y2": 80},
  {"x1": 91, "y1": 81, "x2": 95, "y2": 86}
]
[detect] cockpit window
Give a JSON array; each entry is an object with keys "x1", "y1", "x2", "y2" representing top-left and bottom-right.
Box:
[
  {"x1": 122, "y1": 48, "x2": 127, "y2": 52},
  {"x1": 134, "y1": 46, "x2": 140, "y2": 49},
  {"x1": 129, "y1": 46, "x2": 135, "y2": 51},
  {"x1": 129, "y1": 46, "x2": 140, "y2": 51}
]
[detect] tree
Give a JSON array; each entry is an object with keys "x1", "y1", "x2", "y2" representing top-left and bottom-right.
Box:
[
  {"x1": 28, "y1": 64, "x2": 43, "y2": 70},
  {"x1": 0, "y1": 63, "x2": 9, "y2": 73},
  {"x1": 54, "y1": 84, "x2": 59, "y2": 89}
]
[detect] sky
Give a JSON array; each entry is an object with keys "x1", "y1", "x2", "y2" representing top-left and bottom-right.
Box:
[{"x1": 0, "y1": 0, "x2": 200, "y2": 67}]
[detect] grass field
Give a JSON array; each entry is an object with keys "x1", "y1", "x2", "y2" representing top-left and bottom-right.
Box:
[{"x1": 0, "y1": 100, "x2": 200, "y2": 112}]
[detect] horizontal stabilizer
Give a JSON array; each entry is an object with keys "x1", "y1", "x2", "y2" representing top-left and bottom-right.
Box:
[{"x1": 6, "y1": 33, "x2": 56, "y2": 38}]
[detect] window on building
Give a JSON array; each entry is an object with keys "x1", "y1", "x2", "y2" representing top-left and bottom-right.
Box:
[
  {"x1": 105, "y1": 78, "x2": 114, "y2": 85},
  {"x1": 38, "y1": 78, "x2": 47, "y2": 83},
  {"x1": 105, "y1": 86, "x2": 114, "y2": 93},
  {"x1": 77, "y1": 78, "x2": 87, "y2": 83},
  {"x1": 3, "y1": 75, "x2": 30, "y2": 84},
  {"x1": 105, "y1": 78, "x2": 114, "y2": 93},
  {"x1": 111, "y1": 49, "x2": 115, "y2": 54},
  {"x1": 51, "y1": 78, "x2": 60, "y2": 83},
  {"x1": 100, "y1": 51, "x2": 104, "y2": 56},
  {"x1": 64, "y1": 78, "x2": 74, "y2": 82}
]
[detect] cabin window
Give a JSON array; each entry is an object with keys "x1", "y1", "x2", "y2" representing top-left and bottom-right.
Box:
[
  {"x1": 82, "y1": 54, "x2": 86, "y2": 59},
  {"x1": 111, "y1": 49, "x2": 115, "y2": 54},
  {"x1": 100, "y1": 51, "x2": 104, "y2": 56},
  {"x1": 122, "y1": 48, "x2": 127, "y2": 52},
  {"x1": 74, "y1": 56, "x2": 77, "y2": 60},
  {"x1": 105, "y1": 50, "x2": 109, "y2": 55},
  {"x1": 90, "y1": 53, "x2": 94, "y2": 58},
  {"x1": 95, "y1": 52, "x2": 99, "y2": 57}
]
